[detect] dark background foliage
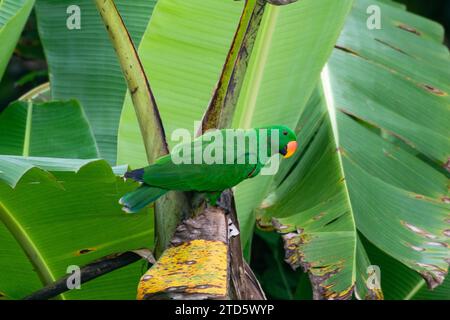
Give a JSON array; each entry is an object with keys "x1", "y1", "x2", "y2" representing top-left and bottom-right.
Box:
[
  {"x1": 399, "y1": 0, "x2": 450, "y2": 39},
  {"x1": 0, "y1": 10, "x2": 47, "y2": 112}
]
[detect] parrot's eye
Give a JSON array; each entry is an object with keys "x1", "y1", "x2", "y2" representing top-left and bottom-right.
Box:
[{"x1": 283, "y1": 130, "x2": 288, "y2": 136}]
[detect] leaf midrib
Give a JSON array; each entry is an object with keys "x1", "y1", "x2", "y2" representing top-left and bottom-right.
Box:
[
  {"x1": 321, "y1": 64, "x2": 358, "y2": 287},
  {"x1": 22, "y1": 99, "x2": 32, "y2": 157},
  {"x1": 404, "y1": 279, "x2": 426, "y2": 300},
  {"x1": 0, "y1": 201, "x2": 63, "y2": 299}
]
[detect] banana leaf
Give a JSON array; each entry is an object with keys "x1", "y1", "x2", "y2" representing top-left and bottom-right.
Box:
[
  {"x1": 258, "y1": 0, "x2": 449, "y2": 299},
  {"x1": 0, "y1": 99, "x2": 152, "y2": 299}
]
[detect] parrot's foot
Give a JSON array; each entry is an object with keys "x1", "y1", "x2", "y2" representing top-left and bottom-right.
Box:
[
  {"x1": 205, "y1": 191, "x2": 222, "y2": 206},
  {"x1": 191, "y1": 192, "x2": 207, "y2": 209},
  {"x1": 214, "y1": 198, "x2": 231, "y2": 214},
  {"x1": 203, "y1": 191, "x2": 228, "y2": 214},
  {"x1": 214, "y1": 190, "x2": 233, "y2": 215}
]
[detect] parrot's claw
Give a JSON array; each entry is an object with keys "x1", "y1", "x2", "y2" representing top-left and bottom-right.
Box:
[
  {"x1": 214, "y1": 200, "x2": 230, "y2": 214},
  {"x1": 191, "y1": 192, "x2": 207, "y2": 209},
  {"x1": 216, "y1": 190, "x2": 233, "y2": 214}
]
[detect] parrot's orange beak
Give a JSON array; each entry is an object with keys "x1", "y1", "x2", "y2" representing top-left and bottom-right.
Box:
[{"x1": 283, "y1": 141, "x2": 298, "y2": 159}]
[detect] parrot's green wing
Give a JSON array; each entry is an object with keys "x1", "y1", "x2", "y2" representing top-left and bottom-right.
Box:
[{"x1": 142, "y1": 131, "x2": 261, "y2": 192}]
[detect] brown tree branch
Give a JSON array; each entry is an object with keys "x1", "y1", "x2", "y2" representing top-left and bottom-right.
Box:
[{"x1": 23, "y1": 251, "x2": 150, "y2": 300}]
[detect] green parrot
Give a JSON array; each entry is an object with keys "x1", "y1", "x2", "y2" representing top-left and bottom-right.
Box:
[{"x1": 119, "y1": 125, "x2": 297, "y2": 213}]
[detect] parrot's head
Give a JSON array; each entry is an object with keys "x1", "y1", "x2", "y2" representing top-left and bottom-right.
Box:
[
  {"x1": 277, "y1": 126, "x2": 298, "y2": 158},
  {"x1": 260, "y1": 125, "x2": 298, "y2": 159}
]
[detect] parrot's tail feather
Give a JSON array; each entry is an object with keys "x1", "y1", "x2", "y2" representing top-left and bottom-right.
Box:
[
  {"x1": 119, "y1": 185, "x2": 167, "y2": 213},
  {"x1": 124, "y1": 168, "x2": 145, "y2": 182}
]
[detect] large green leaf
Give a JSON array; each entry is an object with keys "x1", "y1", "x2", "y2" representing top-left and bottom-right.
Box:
[
  {"x1": 0, "y1": 156, "x2": 152, "y2": 299},
  {"x1": 258, "y1": 87, "x2": 373, "y2": 299},
  {"x1": 259, "y1": 0, "x2": 449, "y2": 299},
  {"x1": 0, "y1": 97, "x2": 152, "y2": 299},
  {"x1": 0, "y1": 0, "x2": 35, "y2": 81},
  {"x1": 34, "y1": 0, "x2": 157, "y2": 163},
  {"x1": 329, "y1": 0, "x2": 449, "y2": 289}
]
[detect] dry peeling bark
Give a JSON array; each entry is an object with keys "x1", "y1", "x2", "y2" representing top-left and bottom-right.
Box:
[
  {"x1": 222, "y1": 190, "x2": 266, "y2": 300},
  {"x1": 138, "y1": 191, "x2": 265, "y2": 300}
]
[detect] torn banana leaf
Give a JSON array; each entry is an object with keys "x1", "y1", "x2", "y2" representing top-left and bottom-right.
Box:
[
  {"x1": 258, "y1": 87, "x2": 377, "y2": 299},
  {"x1": 258, "y1": 0, "x2": 449, "y2": 300}
]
